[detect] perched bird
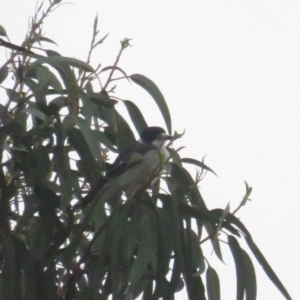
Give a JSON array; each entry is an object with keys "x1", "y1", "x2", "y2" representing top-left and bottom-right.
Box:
[
  {"x1": 75, "y1": 126, "x2": 172, "y2": 208},
  {"x1": 107, "y1": 126, "x2": 172, "y2": 197}
]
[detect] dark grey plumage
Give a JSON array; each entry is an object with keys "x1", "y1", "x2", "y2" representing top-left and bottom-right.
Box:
[{"x1": 107, "y1": 126, "x2": 172, "y2": 196}]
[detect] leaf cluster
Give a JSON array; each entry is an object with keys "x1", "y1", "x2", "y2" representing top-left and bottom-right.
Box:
[{"x1": 0, "y1": 2, "x2": 292, "y2": 300}]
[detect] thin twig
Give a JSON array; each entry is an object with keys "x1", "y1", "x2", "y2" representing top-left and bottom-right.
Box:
[
  {"x1": 232, "y1": 181, "x2": 252, "y2": 215},
  {"x1": 102, "y1": 38, "x2": 131, "y2": 91}
]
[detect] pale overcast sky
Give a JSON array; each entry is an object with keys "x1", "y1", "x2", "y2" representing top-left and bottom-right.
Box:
[{"x1": 1, "y1": 1, "x2": 299, "y2": 299}]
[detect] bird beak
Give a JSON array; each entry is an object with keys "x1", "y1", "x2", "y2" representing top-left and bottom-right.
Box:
[{"x1": 160, "y1": 133, "x2": 173, "y2": 140}]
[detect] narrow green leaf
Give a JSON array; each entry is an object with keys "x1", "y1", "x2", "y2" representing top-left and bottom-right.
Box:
[
  {"x1": 80, "y1": 92, "x2": 95, "y2": 125},
  {"x1": 30, "y1": 36, "x2": 58, "y2": 45},
  {"x1": 222, "y1": 222, "x2": 241, "y2": 237},
  {"x1": 45, "y1": 69, "x2": 63, "y2": 93},
  {"x1": 0, "y1": 26, "x2": 7, "y2": 37},
  {"x1": 158, "y1": 193, "x2": 214, "y2": 223},
  {"x1": 122, "y1": 207, "x2": 141, "y2": 261},
  {"x1": 36, "y1": 262, "x2": 56, "y2": 299},
  {"x1": 91, "y1": 130, "x2": 118, "y2": 153},
  {"x1": 97, "y1": 105, "x2": 117, "y2": 135},
  {"x1": 34, "y1": 147, "x2": 51, "y2": 183},
  {"x1": 211, "y1": 209, "x2": 292, "y2": 300},
  {"x1": 152, "y1": 278, "x2": 172, "y2": 299},
  {"x1": 241, "y1": 249, "x2": 257, "y2": 300},
  {"x1": 108, "y1": 203, "x2": 131, "y2": 294},
  {"x1": 92, "y1": 189, "x2": 108, "y2": 236},
  {"x1": 185, "y1": 275, "x2": 206, "y2": 300},
  {"x1": 130, "y1": 74, "x2": 172, "y2": 134},
  {"x1": 93, "y1": 32, "x2": 109, "y2": 47},
  {"x1": 174, "y1": 162, "x2": 207, "y2": 239},
  {"x1": 155, "y1": 208, "x2": 173, "y2": 277},
  {"x1": 27, "y1": 208, "x2": 56, "y2": 264},
  {"x1": 81, "y1": 256, "x2": 107, "y2": 299},
  {"x1": 175, "y1": 278, "x2": 185, "y2": 292},
  {"x1": 131, "y1": 279, "x2": 153, "y2": 299},
  {"x1": 142, "y1": 281, "x2": 153, "y2": 300},
  {"x1": 63, "y1": 194, "x2": 106, "y2": 268},
  {"x1": 183, "y1": 228, "x2": 205, "y2": 272},
  {"x1": 0, "y1": 122, "x2": 22, "y2": 146},
  {"x1": 152, "y1": 208, "x2": 174, "y2": 298},
  {"x1": 206, "y1": 266, "x2": 221, "y2": 300},
  {"x1": 0, "y1": 277, "x2": 4, "y2": 300},
  {"x1": 115, "y1": 110, "x2": 135, "y2": 150},
  {"x1": 128, "y1": 206, "x2": 157, "y2": 287},
  {"x1": 73, "y1": 116, "x2": 101, "y2": 161},
  {"x1": 204, "y1": 221, "x2": 224, "y2": 263},
  {"x1": 23, "y1": 263, "x2": 38, "y2": 299},
  {"x1": 53, "y1": 119, "x2": 74, "y2": 211},
  {"x1": 36, "y1": 66, "x2": 51, "y2": 91},
  {"x1": 89, "y1": 91, "x2": 118, "y2": 107},
  {"x1": 23, "y1": 77, "x2": 47, "y2": 104},
  {"x1": 43, "y1": 50, "x2": 78, "y2": 91},
  {"x1": 100, "y1": 65, "x2": 129, "y2": 80},
  {"x1": 168, "y1": 192, "x2": 184, "y2": 295},
  {"x1": 0, "y1": 103, "x2": 12, "y2": 125},
  {"x1": 123, "y1": 100, "x2": 148, "y2": 134},
  {"x1": 244, "y1": 234, "x2": 292, "y2": 300},
  {"x1": 67, "y1": 127, "x2": 98, "y2": 185},
  {"x1": 228, "y1": 235, "x2": 245, "y2": 300},
  {"x1": 181, "y1": 158, "x2": 217, "y2": 176},
  {"x1": 170, "y1": 163, "x2": 190, "y2": 195},
  {"x1": 168, "y1": 148, "x2": 182, "y2": 167},
  {"x1": 170, "y1": 163, "x2": 207, "y2": 208},
  {"x1": 0, "y1": 66, "x2": 8, "y2": 84},
  {"x1": 22, "y1": 105, "x2": 46, "y2": 122},
  {"x1": 216, "y1": 202, "x2": 230, "y2": 232},
  {"x1": 2, "y1": 238, "x2": 17, "y2": 299},
  {"x1": 32, "y1": 55, "x2": 94, "y2": 72}
]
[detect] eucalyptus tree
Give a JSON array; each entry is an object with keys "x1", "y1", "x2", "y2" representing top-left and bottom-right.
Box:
[{"x1": 0, "y1": 1, "x2": 292, "y2": 299}]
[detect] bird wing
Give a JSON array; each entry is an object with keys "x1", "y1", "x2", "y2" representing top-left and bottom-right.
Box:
[{"x1": 107, "y1": 141, "x2": 157, "y2": 178}]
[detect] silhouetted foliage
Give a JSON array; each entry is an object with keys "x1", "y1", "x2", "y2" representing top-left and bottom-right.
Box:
[{"x1": 0, "y1": 1, "x2": 292, "y2": 300}]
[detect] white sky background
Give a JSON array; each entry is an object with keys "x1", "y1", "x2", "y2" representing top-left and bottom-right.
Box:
[{"x1": 1, "y1": 0, "x2": 300, "y2": 299}]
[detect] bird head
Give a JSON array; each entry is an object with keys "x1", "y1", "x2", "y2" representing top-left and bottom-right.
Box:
[{"x1": 140, "y1": 126, "x2": 172, "y2": 148}]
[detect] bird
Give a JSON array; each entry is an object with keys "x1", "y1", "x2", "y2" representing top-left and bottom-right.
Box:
[
  {"x1": 75, "y1": 126, "x2": 172, "y2": 209},
  {"x1": 107, "y1": 126, "x2": 172, "y2": 197}
]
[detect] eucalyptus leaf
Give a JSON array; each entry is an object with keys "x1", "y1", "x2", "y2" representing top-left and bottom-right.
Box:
[
  {"x1": 183, "y1": 228, "x2": 205, "y2": 272},
  {"x1": 73, "y1": 116, "x2": 101, "y2": 161},
  {"x1": 1, "y1": 238, "x2": 18, "y2": 299},
  {"x1": 228, "y1": 235, "x2": 246, "y2": 300},
  {"x1": 130, "y1": 74, "x2": 172, "y2": 134},
  {"x1": 0, "y1": 66, "x2": 8, "y2": 84},
  {"x1": 22, "y1": 105, "x2": 46, "y2": 122},
  {"x1": 128, "y1": 206, "x2": 157, "y2": 288},
  {"x1": 0, "y1": 25, "x2": 7, "y2": 37},
  {"x1": 92, "y1": 130, "x2": 118, "y2": 153},
  {"x1": 67, "y1": 127, "x2": 98, "y2": 185},
  {"x1": 185, "y1": 275, "x2": 206, "y2": 300},
  {"x1": 114, "y1": 110, "x2": 135, "y2": 150},
  {"x1": 123, "y1": 100, "x2": 148, "y2": 134},
  {"x1": 181, "y1": 158, "x2": 217, "y2": 176},
  {"x1": 241, "y1": 248, "x2": 257, "y2": 300},
  {"x1": 211, "y1": 209, "x2": 292, "y2": 300},
  {"x1": 89, "y1": 91, "x2": 118, "y2": 107},
  {"x1": 38, "y1": 50, "x2": 79, "y2": 91},
  {"x1": 36, "y1": 66, "x2": 51, "y2": 91},
  {"x1": 30, "y1": 36, "x2": 58, "y2": 45},
  {"x1": 100, "y1": 65, "x2": 129, "y2": 80},
  {"x1": 206, "y1": 266, "x2": 221, "y2": 300},
  {"x1": 32, "y1": 55, "x2": 94, "y2": 72}
]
